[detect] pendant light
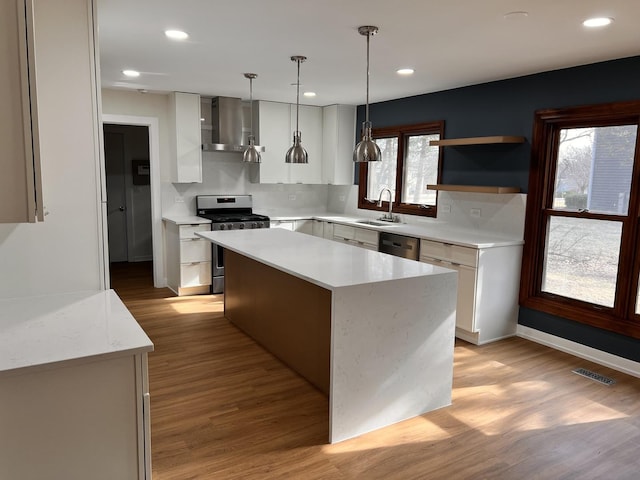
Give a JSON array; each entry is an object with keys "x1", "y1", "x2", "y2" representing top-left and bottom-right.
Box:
[
  {"x1": 353, "y1": 26, "x2": 382, "y2": 163},
  {"x1": 285, "y1": 55, "x2": 308, "y2": 164},
  {"x1": 242, "y1": 73, "x2": 261, "y2": 163}
]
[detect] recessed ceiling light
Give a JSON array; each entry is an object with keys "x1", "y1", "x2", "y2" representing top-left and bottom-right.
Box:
[
  {"x1": 397, "y1": 68, "x2": 414, "y2": 75},
  {"x1": 583, "y1": 17, "x2": 613, "y2": 27},
  {"x1": 165, "y1": 29, "x2": 189, "y2": 40},
  {"x1": 504, "y1": 11, "x2": 529, "y2": 20},
  {"x1": 303, "y1": 92, "x2": 316, "y2": 97},
  {"x1": 122, "y1": 70, "x2": 140, "y2": 77}
]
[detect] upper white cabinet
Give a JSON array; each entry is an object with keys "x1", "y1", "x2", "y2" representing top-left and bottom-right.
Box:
[
  {"x1": 168, "y1": 92, "x2": 202, "y2": 183},
  {"x1": 251, "y1": 101, "x2": 355, "y2": 185},
  {"x1": 322, "y1": 105, "x2": 356, "y2": 185},
  {"x1": 289, "y1": 105, "x2": 323, "y2": 184},
  {"x1": 0, "y1": 0, "x2": 43, "y2": 223}
]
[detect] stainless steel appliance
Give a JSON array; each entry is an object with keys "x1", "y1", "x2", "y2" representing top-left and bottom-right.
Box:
[
  {"x1": 196, "y1": 195, "x2": 270, "y2": 293},
  {"x1": 378, "y1": 232, "x2": 420, "y2": 260}
]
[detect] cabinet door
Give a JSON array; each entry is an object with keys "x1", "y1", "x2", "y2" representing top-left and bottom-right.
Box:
[
  {"x1": 420, "y1": 256, "x2": 478, "y2": 333},
  {"x1": 169, "y1": 92, "x2": 202, "y2": 183},
  {"x1": 312, "y1": 219, "x2": 324, "y2": 237},
  {"x1": 323, "y1": 222, "x2": 334, "y2": 239},
  {"x1": 322, "y1": 105, "x2": 356, "y2": 185},
  {"x1": 255, "y1": 101, "x2": 291, "y2": 183},
  {"x1": 0, "y1": 0, "x2": 42, "y2": 223},
  {"x1": 294, "y1": 219, "x2": 314, "y2": 235},
  {"x1": 290, "y1": 105, "x2": 322, "y2": 184}
]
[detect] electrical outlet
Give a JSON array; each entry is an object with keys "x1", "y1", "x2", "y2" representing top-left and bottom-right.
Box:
[
  {"x1": 288, "y1": 194, "x2": 296, "y2": 201},
  {"x1": 470, "y1": 208, "x2": 481, "y2": 218},
  {"x1": 440, "y1": 204, "x2": 451, "y2": 213},
  {"x1": 174, "y1": 196, "x2": 184, "y2": 203},
  {"x1": 339, "y1": 195, "x2": 345, "y2": 202}
]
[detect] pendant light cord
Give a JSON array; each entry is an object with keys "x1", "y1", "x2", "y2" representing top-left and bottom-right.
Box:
[
  {"x1": 295, "y1": 58, "x2": 301, "y2": 133},
  {"x1": 365, "y1": 31, "x2": 370, "y2": 124},
  {"x1": 249, "y1": 77, "x2": 253, "y2": 136}
]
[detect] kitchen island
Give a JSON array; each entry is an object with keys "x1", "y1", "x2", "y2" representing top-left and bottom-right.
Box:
[{"x1": 198, "y1": 228, "x2": 458, "y2": 443}]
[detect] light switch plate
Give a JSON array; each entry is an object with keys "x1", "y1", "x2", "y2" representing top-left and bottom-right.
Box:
[
  {"x1": 440, "y1": 204, "x2": 451, "y2": 213},
  {"x1": 470, "y1": 208, "x2": 481, "y2": 218},
  {"x1": 174, "y1": 196, "x2": 184, "y2": 203}
]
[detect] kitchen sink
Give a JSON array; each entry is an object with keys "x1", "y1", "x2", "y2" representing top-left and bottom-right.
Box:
[{"x1": 355, "y1": 219, "x2": 401, "y2": 227}]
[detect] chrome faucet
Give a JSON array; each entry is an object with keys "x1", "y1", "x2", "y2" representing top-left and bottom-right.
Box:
[{"x1": 377, "y1": 188, "x2": 396, "y2": 222}]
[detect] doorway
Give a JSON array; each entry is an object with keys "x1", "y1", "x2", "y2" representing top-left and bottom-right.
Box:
[
  {"x1": 104, "y1": 123, "x2": 152, "y2": 283},
  {"x1": 101, "y1": 114, "x2": 163, "y2": 289}
]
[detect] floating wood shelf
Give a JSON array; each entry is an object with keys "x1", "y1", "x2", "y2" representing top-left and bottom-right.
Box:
[
  {"x1": 427, "y1": 184, "x2": 521, "y2": 194},
  {"x1": 429, "y1": 135, "x2": 526, "y2": 147}
]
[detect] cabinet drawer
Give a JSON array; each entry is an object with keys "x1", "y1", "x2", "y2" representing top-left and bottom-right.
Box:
[
  {"x1": 180, "y1": 262, "x2": 211, "y2": 287},
  {"x1": 179, "y1": 224, "x2": 210, "y2": 239},
  {"x1": 333, "y1": 223, "x2": 355, "y2": 240},
  {"x1": 354, "y1": 227, "x2": 379, "y2": 246},
  {"x1": 180, "y1": 238, "x2": 211, "y2": 263},
  {"x1": 420, "y1": 239, "x2": 477, "y2": 267}
]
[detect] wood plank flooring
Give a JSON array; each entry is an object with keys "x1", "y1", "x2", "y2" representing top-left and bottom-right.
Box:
[{"x1": 111, "y1": 262, "x2": 640, "y2": 479}]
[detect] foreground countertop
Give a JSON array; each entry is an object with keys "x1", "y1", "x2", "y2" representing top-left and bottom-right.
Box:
[
  {"x1": 197, "y1": 228, "x2": 454, "y2": 290},
  {"x1": 0, "y1": 290, "x2": 153, "y2": 377}
]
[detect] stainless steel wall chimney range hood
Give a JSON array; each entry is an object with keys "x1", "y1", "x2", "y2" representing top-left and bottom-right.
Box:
[{"x1": 201, "y1": 96, "x2": 265, "y2": 153}]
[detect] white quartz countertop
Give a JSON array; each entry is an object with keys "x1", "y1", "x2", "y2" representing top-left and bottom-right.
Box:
[
  {"x1": 162, "y1": 215, "x2": 211, "y2": 225},
  {"x1": 0, "y1": 290, "x2": 153, "y2": 377},
  {"x1": 269, "y1": 213, "x2": 523, "y2": 248},
  {"x1": 197, "y1": 228, "x2": 455, "y2": 290}
]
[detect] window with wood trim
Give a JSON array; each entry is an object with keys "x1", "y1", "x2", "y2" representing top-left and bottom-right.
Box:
[
  {"x1": 520, "y1": 101, "x2": 640, "y2": 339},
  {"x1": 358, "y1": 122, "x2": 444, "y2": 217}
]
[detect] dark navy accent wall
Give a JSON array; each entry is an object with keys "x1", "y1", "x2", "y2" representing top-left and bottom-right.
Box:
[
  {"x1": 356, "y1": 55, "x2": 640, "y2": 361},
  {"x1": 357, "y1": 56, "x2": 640, "y2": 193}
]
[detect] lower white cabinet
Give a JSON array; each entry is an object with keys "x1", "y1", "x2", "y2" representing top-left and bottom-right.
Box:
[
  {"x1": 0, "y1": 352, "x2": 151, "y2": 480},
  {"x1": 333, "y1": 223, "x2": 379, "y2": 251},
  {"x1": 166, "y1": 222, "x2": 211, "y2": 295},
  {"x1": 419, "y1": 239, "x2": 522, "y2": 344},
  {"x1": 271, "y1": 219, "x2": 314, "y2": 235}
]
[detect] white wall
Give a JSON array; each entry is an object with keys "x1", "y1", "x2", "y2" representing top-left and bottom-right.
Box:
[{"x1": 0, "y1": 0, "x2": 103, "y2": 299}]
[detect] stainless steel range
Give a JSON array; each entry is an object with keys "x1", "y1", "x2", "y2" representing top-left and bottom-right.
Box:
[{"x1": 196, "y1": 195, "x2": 270, "y2": 293}]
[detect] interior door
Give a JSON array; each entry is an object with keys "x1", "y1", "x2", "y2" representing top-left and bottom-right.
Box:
[{"x1": 104, "y1": 130, "x2": 128, "y2": 262}]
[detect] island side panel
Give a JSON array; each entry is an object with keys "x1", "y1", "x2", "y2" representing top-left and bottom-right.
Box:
[
  {"x1": 329, "y1": 272, "x2": 458, "y2": 443},
  {"x1": 224, "y1": 250, "x2": 332, "y2": 394}
]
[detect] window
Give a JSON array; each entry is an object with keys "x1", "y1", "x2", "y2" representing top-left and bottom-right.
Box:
[
  {"x1": 521, "y1": 101, "x2": 640, "y2": 339},
  {"x1": 358, "y1": 122, "x2": 444, "y2": 217}
]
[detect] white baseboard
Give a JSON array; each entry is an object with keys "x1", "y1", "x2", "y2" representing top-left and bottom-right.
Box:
[{"x1": 517, "y1": 325, "x2": 640, "y2": 379}]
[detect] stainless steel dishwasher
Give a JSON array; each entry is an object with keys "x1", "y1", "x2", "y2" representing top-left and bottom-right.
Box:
[{"x1": 378, "y1": 232, "x2": 420, "y2": 260}]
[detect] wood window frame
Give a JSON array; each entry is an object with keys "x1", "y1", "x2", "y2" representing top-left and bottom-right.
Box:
[
  {"x1": 520, "y1": 100, "x2": 640, "y2": 339},
  {"x1": 357, "y1": 121, "x2": 444, "y2": 217}
]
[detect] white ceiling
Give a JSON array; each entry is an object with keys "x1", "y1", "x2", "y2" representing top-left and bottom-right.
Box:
[{"x1": 97, "y1": 0, "x2": 640, "y2": 106}]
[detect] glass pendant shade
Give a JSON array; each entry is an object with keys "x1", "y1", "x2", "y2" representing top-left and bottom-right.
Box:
[
  {"x1": 285, "y1": 56, "x2": 308, "y2": 164},
  {"x1": 242, "y1": 73, "x2": 261, "y2": 163},
  {"x1": 353, "y1": 25, "x2": 381, "y2": 163}
]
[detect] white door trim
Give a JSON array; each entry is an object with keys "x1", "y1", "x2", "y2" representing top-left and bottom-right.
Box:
[{"x1": 102, "y1": 114, "x2": 164, "y2": 288}]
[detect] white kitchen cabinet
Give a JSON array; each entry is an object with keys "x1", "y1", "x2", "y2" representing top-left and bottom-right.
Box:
[
  {"x1": 270, "y1": 219, "x2": 295, "y2": 230},
  {"x1": 294, "y1": 219, "x2": 314, "y2": 235},
  {"x1": 0, "y1": 290, "x2": 153, "y2": 480},
  {"x1": 322, "y1": 105, "x2": 356, "y2": 185},
  {"x1": 168, "y1": 92, "x2": 202, "y2": 183},
  {"x1": 333, "y1": 224, "x2": 379, "y2": 251},
  {"x1": 165, "y1": 221, "x2": 211, "y2": 295},
  {"x1": 323, "y1": 221, "x2": 334, "y2": 239},
  {"x1": 312, "y1": 219, "x2": 325, "y2": 237},
  {"x1": 419, "y1": 239, "x2": 521, "y2": 344},
  {"x1": 251, "y1": 101, "x2": 323, "y2": 184},
  {"x1": 0, "y1": 0, "x2": 43, "y2": 223}
]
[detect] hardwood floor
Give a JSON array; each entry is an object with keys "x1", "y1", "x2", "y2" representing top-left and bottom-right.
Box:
[{"x1": 111, "y1": 262, "x2": 640, "y2": 479}]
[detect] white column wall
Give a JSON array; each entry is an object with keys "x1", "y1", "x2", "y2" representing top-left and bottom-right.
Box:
[{"x1": 0, "y1": 0, "x2": 103, "y2": 299}]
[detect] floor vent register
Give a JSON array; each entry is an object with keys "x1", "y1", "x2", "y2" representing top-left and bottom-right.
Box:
[{"x1": 572, "y1": 368, "x2": 616, "y2": 386}]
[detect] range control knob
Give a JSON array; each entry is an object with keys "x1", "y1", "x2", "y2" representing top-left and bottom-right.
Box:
[
  {"x1": 251, "y1": 222, "x2": 257, "y2": 229},
  {"x1": 239, "y1": 224, "x2": 245, "y2": 229},
  {"x1": 219, "y1": 224, "x2": 226, "y2": 230}
]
